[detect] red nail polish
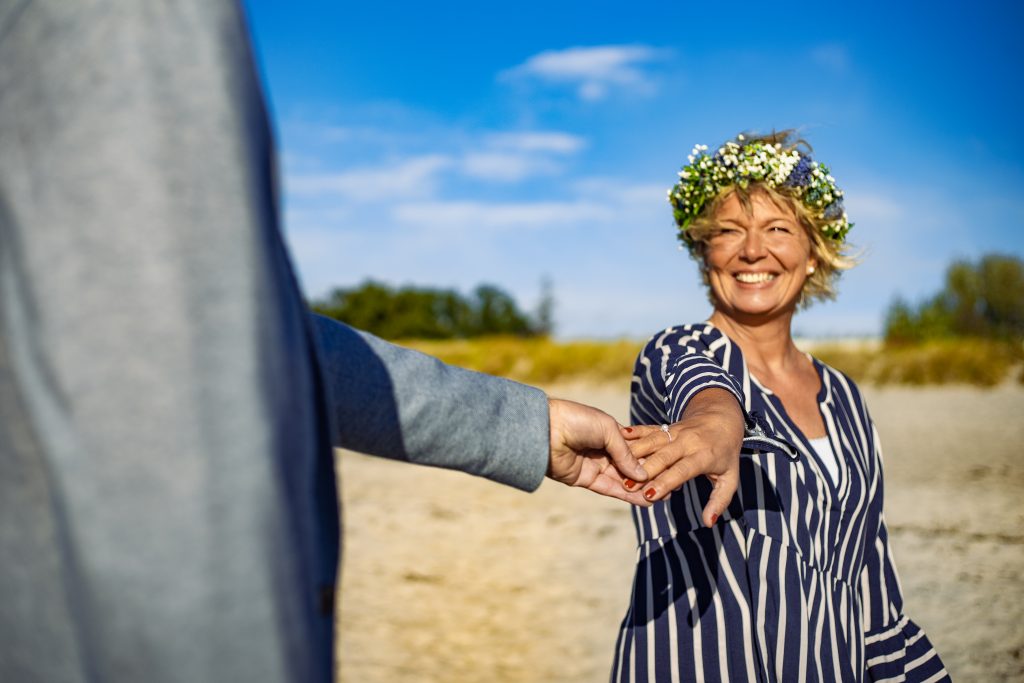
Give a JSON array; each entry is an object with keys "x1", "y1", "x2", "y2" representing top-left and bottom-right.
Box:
[
  {"x1": 710, "y1": 513, "x2": 719, "y2": 525},
  {"x1": 644, "y1": 488, "x2": 657, "y2": 500},
  {"x1": 623, "y1": 478, "x2": 636, "y2": 489},
  {"x1": 624, "y1": 427, "x2": 634, "y2": 433}
]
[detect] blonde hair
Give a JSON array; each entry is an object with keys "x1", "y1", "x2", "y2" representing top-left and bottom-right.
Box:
[{"x1": 683, "y1": 131, "x2": 857, "y2": 307}]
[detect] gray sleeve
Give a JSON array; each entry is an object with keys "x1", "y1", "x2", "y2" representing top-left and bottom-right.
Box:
[{"x1": 311, "y1": 314, "x2": 550, "y2": 491}]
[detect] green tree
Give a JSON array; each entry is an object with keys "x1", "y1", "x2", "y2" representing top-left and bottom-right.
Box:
[
  {"x1": 535, "y1": 276, "x2": 555, "y2": 337},
  {"x1": 310, "y1": 280, "x2": 544, "y2": 340},
  {"x1": 883, "y1": 297, "x2": 922, "y2": 344},
  {"x1": 976, "y1": 254, "x2": 1024, "y2": 338},
  {"x1": 471, "y1": 285, "x2": 533, "y2": 336},
  {"x1": 884, "y1": 253, "x2": 1024, "y2": 343}
]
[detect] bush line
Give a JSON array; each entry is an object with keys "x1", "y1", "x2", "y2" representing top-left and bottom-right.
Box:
[{"x1": 397, "y1": 337, "x2": 1024, "y2": 388}]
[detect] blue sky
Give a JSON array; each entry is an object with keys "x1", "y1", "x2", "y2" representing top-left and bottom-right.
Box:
[{"x1": 245, "y1": 0, "x2": 1024, "y2": 338}]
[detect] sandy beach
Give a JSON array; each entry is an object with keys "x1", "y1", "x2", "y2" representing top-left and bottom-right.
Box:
[{"x1": 335, "y1": 383, "x2": 1024, "y2": 682}]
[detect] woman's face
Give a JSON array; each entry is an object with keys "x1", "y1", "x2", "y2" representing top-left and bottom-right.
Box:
[{"x1": 704, "y1": 190, "x2": 816, "y2": 321}]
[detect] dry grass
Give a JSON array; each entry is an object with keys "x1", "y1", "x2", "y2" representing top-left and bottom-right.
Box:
[
  {"x1": 401, "y1": 336, "x2": 642, "y2": 385},
  {"x1": 812, "y1": 338, "x2": 1023, "y2": 387},
  {"x1": 398, "y1": 336, "x2": 1024, "y2": 388}
]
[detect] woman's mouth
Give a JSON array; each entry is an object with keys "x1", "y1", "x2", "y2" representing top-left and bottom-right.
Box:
[{"x1": 734, "y1": 272, "x2": 776, "y2": 284}]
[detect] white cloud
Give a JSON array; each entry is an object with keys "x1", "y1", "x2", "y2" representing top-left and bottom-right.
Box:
[
  {"x1": 389, "y1": 176, "x2": 666, "y2": 233},
  {"x1": 572, "y1": 178, "x2": 668, "y2": 205},
  {"x1": 500, "y1": 44, "x2": 670, "y2": 101},
  {"x1": 459, "y1": 130, "x2": 587, "y2": 181},
  {"x1": 284, "y1": 127, "x2": 587, "y2": 189},
  {"x1": 285, "y1": 154, "x2": 453, "y2": 201},
  {"x1": 392, "y1": 199, "x2": 611, "y2": 230},
  {"x1": 484, "y1": 131, "x2": 586, "y2": 154},
  {"x1": 459, "y1": 152, "x2": 562, "y2": 182}
]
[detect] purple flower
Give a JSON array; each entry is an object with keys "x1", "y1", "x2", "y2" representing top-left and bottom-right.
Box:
[
  {"x1": 784, "y1": 155, "x2": 813, "y2": 188},
  {"x1": 823, "y1": 198, "x2": 845, "y2": 220}
]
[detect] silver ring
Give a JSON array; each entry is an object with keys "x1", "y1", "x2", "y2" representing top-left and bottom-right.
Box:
[{"x1": 661, "y1": 424, "x2": 673, "y2": 442}]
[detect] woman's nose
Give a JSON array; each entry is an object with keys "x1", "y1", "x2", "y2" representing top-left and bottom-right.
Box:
[{"x1": 740, "y1": 231, "x2": 766, "y2": 260}]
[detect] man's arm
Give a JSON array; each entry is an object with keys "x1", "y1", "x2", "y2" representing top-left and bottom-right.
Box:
[{"x1": 310, "y1": 314, "x2": 649, "y2": 500}]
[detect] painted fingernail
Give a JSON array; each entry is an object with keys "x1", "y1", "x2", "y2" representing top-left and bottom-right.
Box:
[
  {"x1": 644, "y1": 488, "x2": 657, "y2": 500},
  {"x1": 623, "y1": 478, "x2": 636, "y2": 489},
  {"x1": 624, "y1": 427, "x2": 634, "y2": 433},
  {"x1": 710, "y1": 513, "x2": 719, "y2": 525}
]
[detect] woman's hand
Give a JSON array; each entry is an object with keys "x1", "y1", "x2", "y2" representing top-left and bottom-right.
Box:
[{"x1": 622, "y1": 388, "x2": 744, "y2": 526}]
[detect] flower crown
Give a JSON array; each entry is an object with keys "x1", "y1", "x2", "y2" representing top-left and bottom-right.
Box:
[{"x1": 668, "y1": 134, "x2": 852, "y2": 248}]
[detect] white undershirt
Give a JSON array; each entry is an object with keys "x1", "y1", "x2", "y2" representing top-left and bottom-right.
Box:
[{"x1": 808, "y1": 436, "x2": 839, "y2": 486}]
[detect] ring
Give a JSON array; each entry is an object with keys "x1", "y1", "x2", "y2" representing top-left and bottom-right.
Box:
[{"x1": 661, "y1": 424, "x2": 673, "y2": 442}]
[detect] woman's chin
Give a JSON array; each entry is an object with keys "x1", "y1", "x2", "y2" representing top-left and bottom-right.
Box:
[{"x1": 716, "y1": 297, "x2": 794, "y2": 322}]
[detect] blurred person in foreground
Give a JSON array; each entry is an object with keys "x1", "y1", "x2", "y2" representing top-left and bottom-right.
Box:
[
  {"x1": 610, "y1": 132, "x2": 950, "y2": 682},
  {"x1": 0, "y1": 2, "x2": 747, "y2": 681}
]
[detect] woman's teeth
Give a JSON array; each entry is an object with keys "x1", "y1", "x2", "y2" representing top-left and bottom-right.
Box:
[{"x1": 735, "y1": 272, "x2": 776, "y2": 284}]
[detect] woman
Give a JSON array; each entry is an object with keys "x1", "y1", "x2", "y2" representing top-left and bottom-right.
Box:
[{"x1": 612, "y1": 132, "x2": 950, "y2": 682}]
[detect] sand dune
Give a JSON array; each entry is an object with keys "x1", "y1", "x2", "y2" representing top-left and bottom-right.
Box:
[{"x1": 335, "y1": 383, "x2": 1024, "y2": 682}]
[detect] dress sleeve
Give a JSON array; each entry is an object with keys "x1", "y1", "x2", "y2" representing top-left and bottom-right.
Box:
[
  {"x1": 629, "y1": 327, "x2": 796, "y2": 458},
  {"x1": 629, "y1": 327, "x2": 746, "y2": 426},
  {"x1": 860, "y1": 425, "x2": 950, "y2": 682},
  {"x1": 664, "y1": 351, "x2": 746, "y2": 423}
]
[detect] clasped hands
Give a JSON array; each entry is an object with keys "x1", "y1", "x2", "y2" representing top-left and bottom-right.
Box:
[{"x1": 547, "y1": 388, "x2": 744, "y2": 527}]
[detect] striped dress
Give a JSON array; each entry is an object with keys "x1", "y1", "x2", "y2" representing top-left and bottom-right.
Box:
[{"x1": 611, "y1": 324, "x2": 950, "y2": 683}]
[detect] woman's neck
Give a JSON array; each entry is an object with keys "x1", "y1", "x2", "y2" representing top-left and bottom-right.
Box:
[{"x1": 708, "y1": 309, "x2": 803, "y2": 378}]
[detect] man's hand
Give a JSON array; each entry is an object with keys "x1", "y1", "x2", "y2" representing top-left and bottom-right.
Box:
[
  {"x1": 547, "y1": 398, "x2": 651, "y2": 505},
  {"x1": 622, "y1": 388, "x2": 744, "y2": 526}
]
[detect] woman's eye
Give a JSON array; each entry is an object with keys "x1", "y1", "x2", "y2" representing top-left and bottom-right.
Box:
[{"x1": 768, "y1": 225, "x2": 791, "y2": 233}]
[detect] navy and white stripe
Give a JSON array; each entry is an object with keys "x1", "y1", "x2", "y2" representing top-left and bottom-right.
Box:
[{"x1": 612, "y1": 323, "x2": 949, "y2": 683}]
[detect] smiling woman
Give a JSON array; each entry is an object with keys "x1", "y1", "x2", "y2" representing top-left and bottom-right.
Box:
[
  {"x1": 704, "y1": 192, "x2": 819, "y2": 322},
  {"x1": 611, "y1": 131, "x2": 951, "y2": 682},
  {"x1": 679, "y1": 132, "x2": 856, "y2": 307}
]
